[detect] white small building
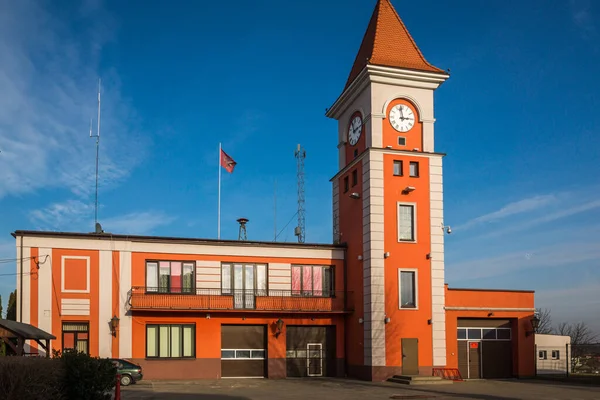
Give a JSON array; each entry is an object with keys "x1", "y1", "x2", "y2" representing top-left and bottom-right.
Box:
[{"x1": 536, "y1": 334, "x2": 571, "y2": 375}]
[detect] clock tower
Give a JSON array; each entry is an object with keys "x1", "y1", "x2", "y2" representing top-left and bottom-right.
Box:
[{"x1": 327, "y1": 0, "x2": 449, "y2": 380}]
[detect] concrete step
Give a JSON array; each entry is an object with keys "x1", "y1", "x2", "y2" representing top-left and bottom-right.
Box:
[{"x1": 388, "y1": 375, "x2": 453, "y2": 385}]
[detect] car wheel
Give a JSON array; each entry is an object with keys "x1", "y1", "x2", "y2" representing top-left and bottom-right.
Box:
[{"x1": 120, "y1": 374, "x2": 132, "y2": 386}]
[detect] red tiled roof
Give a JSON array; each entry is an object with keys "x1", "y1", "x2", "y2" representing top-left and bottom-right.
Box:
[{"x1": 345, "y1": 0, "x2": 445, "y2": 88}]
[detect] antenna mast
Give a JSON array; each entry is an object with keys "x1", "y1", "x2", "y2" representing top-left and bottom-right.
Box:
[
  {"x1": 294, "y1": 144, "x2": 306, "y2": 243},
  {"x1": 90, "y1": 79, "x2": 101, "y2": 230}
]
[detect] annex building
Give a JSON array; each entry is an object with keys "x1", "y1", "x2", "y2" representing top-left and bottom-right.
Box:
[{"x1": 13, "y1": 0, "x2": 536, "y2": 381}]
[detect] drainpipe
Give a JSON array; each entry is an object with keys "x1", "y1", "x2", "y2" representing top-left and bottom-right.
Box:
[{"x1": 19, "y1": 234, "x2": 23, "y2": 322}]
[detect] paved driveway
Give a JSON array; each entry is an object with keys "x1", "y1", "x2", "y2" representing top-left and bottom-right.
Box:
[{"x1": 122, "y1": 378, "x2": 600, "y2": 400}]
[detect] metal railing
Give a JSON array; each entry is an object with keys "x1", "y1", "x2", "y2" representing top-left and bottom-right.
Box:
[{"x1": 129, "y1": 287, "x2": 353, "y2": 312}]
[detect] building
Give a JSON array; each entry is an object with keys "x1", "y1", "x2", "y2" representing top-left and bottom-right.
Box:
[
  {"x1": 12, "y1": 0, "x2": 536, "y2": 381},
  {"x1": 535, "y1": 334, "x2": 571, "y2": 375}
]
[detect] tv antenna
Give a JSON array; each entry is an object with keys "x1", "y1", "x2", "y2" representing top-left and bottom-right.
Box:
[{"x1": 90, "y1": 79, "x2": 101, "y2": 230}]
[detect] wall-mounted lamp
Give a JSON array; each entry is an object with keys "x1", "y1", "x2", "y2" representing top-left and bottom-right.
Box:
[
  {"x1": 385, "y1": 145, "x2": 393, "y2": 149},
  {"x1": 402, "y1": 186, "x2": 416, "y2": 194},
  {"x1": 357, "y1": 255, "x2": 363, "y2": 261},
  {"x1": 358, "y1": 318, "x2": 364, "y2": 324},
  {"x1": 413, "y1": 148, "x2": 420, "y2": 151},
  {"x1": 349, "y1": 192, "x2": 361, "y2": 199},
  {"x1": 109, "y1": 315, "x2": 120, "y2": 337},
  {"x1": 427, "y1": 319, "x2": 432, "y2": 325},
  {"x1": 384, "y1": 252, "x2": 390, "y2": 259},
  {"x1": 384, "y1": 316, "x2": 391, "y2": 324},
  {"x1": 426, "y1": 253, "x2": 432, "y2": 260},
  {"x1": 206, "y1": 313, "x2": 211, "y2": 319},
  {"x1": 487, "y1": 312, "x2": 494, "y2": 317},
  {"x1": 526, "y1": 315, "x2": 540, "y2": 337},
  {"x1": 441, "y1": 223, "x2": 452, "y2": 234},
  {"x1": 274, "y1": 318, "x2": 285, "y2": 338}
]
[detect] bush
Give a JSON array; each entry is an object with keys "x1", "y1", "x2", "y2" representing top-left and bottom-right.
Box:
[
  {"x1": 0, "y1": 352, "x2": 116, "y2": 400},
  {"x1": 0, "y1": 357, "x2": 66, "y2": 400},
  {"x1": 59, "y1": 351, "x2": 116, "y2": 400}
]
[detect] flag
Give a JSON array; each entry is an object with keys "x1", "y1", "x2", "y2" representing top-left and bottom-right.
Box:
[{"x1": 220, "y1": 149, "x2": 237, "y2": 173}]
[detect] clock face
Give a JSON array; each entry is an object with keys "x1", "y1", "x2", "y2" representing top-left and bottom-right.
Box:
[
  {"x1": 389, "y1": 104, "x2": 415, "y2": 132},
  {"x1": 348, "y1": 115, "x2": 363, "y2": 146}
]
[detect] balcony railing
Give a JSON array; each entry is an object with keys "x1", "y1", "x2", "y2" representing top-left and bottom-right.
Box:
[{"x1": 129, "y1": 287, "x2": 353, "y2": 313}]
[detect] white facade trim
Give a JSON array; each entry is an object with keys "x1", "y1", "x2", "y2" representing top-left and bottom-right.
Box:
[
  {"x1": 61, "y1": 298, "x2": 91, "y2": 316},
  {"x1": 445, "y1": 307, "x2": 536, "y2": 312},
  {"x1": 61, "y1": 255, "x2": 90, "y2": 293},
  {"x1": 98, "y1": 250, "x2": 112, "y2": 357},
  {"x1": 37, "y1": 248, "x2": 53, "y2": 348},
  {"x1": 381, "y1": 94, "x2": 425, "y2": 122},
  {"x1": 119, "y1": 251, "x2": 132, "y2": 358},
  {"x1": 21, "y1": 237, "x2": 343, "y2": 260},
  {"x1": 19, "y1": 246, "x2": 31, "y2": 324}
]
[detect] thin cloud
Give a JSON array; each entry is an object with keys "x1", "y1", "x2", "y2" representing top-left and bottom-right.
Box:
[
  {"x1": 454, "y1": 194, "x2": 557, "y2": 232},
  {"x1": 570, "y1": 0, "x2": 596, "y2": 38},
  {"x1": 0, "y1": 0, "x2": 148, "y2": 200},
  {"x1": 101, "y1": 212, "x2": 176, "y2": 235},
  {"x1": 29, "y1": 200, "x2": 94, "y2": 230}
]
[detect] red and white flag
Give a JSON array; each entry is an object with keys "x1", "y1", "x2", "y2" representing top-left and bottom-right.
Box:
[{"x1": 220, "y1": 149, "x2": 237, "y2": 173}]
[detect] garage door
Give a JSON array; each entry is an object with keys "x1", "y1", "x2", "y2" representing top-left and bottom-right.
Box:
[
  {"x1": 221, "y1": 325, "x2": 266, "y2": 378},
  {"x1": 286, "y1": 326, "x2": 335, "y2": 377},
  {"x1": 457, "y1": 319, "x2": 513, "y2": 379}
]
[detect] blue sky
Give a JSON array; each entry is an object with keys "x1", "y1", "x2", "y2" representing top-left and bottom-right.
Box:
[{"x1": 0, "y1": 0, "x2": 598, "y2": 333}]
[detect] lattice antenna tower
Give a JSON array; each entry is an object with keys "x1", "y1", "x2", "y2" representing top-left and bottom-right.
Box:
[{"x1": 294, "y1": 144, "x2": 306, "y2": 243}]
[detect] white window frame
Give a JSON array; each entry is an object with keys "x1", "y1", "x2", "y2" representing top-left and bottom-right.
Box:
[
  {"x1": 398, "y1": 268, "x2": 418, "y2": 310},
  {"x1": 61, "y1": 256, "x2": 91, "y2": 293},
  {"x1": 551, "y1": 350, "x2": 560, "y2": 360},
  {"x1": 397, "y1": 202, "x2": 417, "y2": 243},
  {"x1": 538, "y1": 350, "x2": 547, "y2": 360}
]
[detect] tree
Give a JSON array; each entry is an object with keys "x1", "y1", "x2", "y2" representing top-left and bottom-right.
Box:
[
  {"x1": 535, "y1": 308, "x2": 554, "y2": 334},
  {"x1": 6, "y1": 290, "x2": 16, "y2": 321},
  {"x1": 557, "y1": 321, "x2": 598, "y2": 345}
]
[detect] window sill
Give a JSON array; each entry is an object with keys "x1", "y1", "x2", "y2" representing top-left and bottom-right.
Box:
[
  {"x1": 397, "y1": 239, "x2": 417, "y2": 244},
  {"x1": 399, "y1": 307, "x2": 419, "y2": 310}
]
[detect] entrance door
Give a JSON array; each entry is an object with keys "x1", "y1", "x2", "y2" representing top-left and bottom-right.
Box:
[
  {"x1": 233, "y1": 264, "x2": 255, "y2": 309},
  {"x1": 401, "y1": 338, "x2": 419, "y2": 375},
  {"x1": 307, "y1": 343, "x2": 323, "y2": 376},
  {"x1": 468, "y1": 341, "x2": 481, "y2": 379}
]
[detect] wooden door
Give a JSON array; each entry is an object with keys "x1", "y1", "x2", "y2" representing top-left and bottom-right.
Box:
[{"x1": 401, "y1": 338, "x2": 419, "y2": 375}]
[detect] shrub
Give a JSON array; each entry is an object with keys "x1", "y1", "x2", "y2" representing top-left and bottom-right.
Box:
[
  {"x1": 0, "y1": 357, "x2": 66, "y2": 400},
  {"x1": 57, "y1": 351, "x2": 117, "y2": 400},
  {"x1": 0, "y1": 352, "x2": 116, "y2": 400}
]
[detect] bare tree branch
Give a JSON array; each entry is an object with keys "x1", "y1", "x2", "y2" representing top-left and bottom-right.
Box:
[{"x1": 535, "y1": 308, "x2": 554, "y2": 334}]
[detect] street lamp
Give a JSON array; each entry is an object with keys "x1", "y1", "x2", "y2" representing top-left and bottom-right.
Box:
[
  {"x1": 110, "y1": 315, "x2": 120, "y2": 337},
  {"x1": 526, "y1": 315, "x2": 540, "y2": 337}
]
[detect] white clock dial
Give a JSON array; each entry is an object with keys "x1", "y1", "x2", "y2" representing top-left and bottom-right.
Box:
[
  {"x1": 347, "y1": 115, "x2": 363, "y2": 146},
  {"x1": 389, "y1": 104, "x2": 415, "y2": 132}
]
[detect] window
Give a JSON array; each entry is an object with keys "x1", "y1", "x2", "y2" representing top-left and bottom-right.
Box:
[
  {"x1": 538, "y1": 350, "x2": 547, "y2": 360},
  {"x1": 343, "y1": 176, "x2": 349, "y2": 193},
  {"x1": 352, "y1": 169, "x2": 358, "y2": 186},
  {"x1": 393, "y1": 160, "x2": 403, "y2": 176},
  {"x1": 146, "y1": 261, "x2": 195, "y2": 294},
  {"x1": 467, "y1": 329, "x2": 482, "y2": 339},
  {"x1": 397, "y1": 204, "x2": 416, "y2": 241},
  {"x1": 146, "y1": 324, "x2": 195, "y2": 358},
  {"x1": 457, "y1": 329, "x2": 467, "y2": 340},
  {"x1": 552, "y1": 350, "x2": 560, "y2": 360},
  {"x1": 291, "y1": 265, "x2": 333, "y2": 296},
  {"x1": 62, "y1": 322, "x2": 89, "y2": 355},
  {"x1": 398, "y1": 137, "x2": 406, "y2": 146},
  {"x1": 496, "y1": 328, "x2": 511, "y2": 340},
  {"x1": 221, "y1": 349, "x2": 265, "y2": 360},
  {"x1": 398, "y1": 270, "x2": 416, "y2": 308},
  {"x1": 483, "y1": 329, "x2": 496, "y2": 340},
  {"x1": 409, "y1": 161, "x2": 419, "y2": 177},
  {"x1": 354, "y1": 149, "x2": 359, "y2": 158},
  {"x1": 221, "y1": 263, "x2": 267, "y2": 295},
  {"x1": 457, "y1": 327, "x2": 512, "y2": 341}
]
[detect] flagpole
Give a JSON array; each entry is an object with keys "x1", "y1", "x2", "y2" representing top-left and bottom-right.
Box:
[{"x1": 218, "y1": 142, "x2": 221, "y2": 239}]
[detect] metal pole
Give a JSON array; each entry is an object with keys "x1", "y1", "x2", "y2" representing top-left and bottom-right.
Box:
[
  {"x1": 566, "y1": 343, "x2": 569, "y2": 378},
  {"x1": 218, "y1": 143, "x2": 221, "y2": 239}
]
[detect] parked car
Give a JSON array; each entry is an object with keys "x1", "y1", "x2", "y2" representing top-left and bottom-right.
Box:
[{"x1": 110, "y1": 358, "x2": 143, "y2": 386}]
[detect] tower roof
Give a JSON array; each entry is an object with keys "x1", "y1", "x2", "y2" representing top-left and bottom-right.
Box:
[{"x1": 345, "y1": 0, "x2": 445, "y2": 88}]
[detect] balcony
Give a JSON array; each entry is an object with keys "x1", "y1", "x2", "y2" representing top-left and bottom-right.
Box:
[{"x1": 129, "y1": 287, "x2": 354, "y2": 313}]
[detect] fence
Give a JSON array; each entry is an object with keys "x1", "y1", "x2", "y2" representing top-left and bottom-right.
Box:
[{"x1": 536, "y1": 344, "x2": 600, "y2": 377}]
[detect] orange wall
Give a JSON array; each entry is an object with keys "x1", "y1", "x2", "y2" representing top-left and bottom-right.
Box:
[
  {"x1": 382, "y1": 98, "x2": 433, "y2": 368},
  {"x1": 338, "y1": 162, "x2": 364, "y2": 367},
  {"x1": 383, "y1": 99, "x2": 423, "y2": 150},
  {"x1": 445, "y1": 287, "x2": 536, "y2": 377},
  {"x1": 51, "y1": 248, "x2": 99, "y2": 356},
  {"x1": 130, "y1": 313, "x2": 345, "y2": 378}
]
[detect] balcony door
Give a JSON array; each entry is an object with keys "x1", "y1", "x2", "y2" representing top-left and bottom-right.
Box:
[{"x1": 222, "y1": 264, "x2": 266, "y2": 309}]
